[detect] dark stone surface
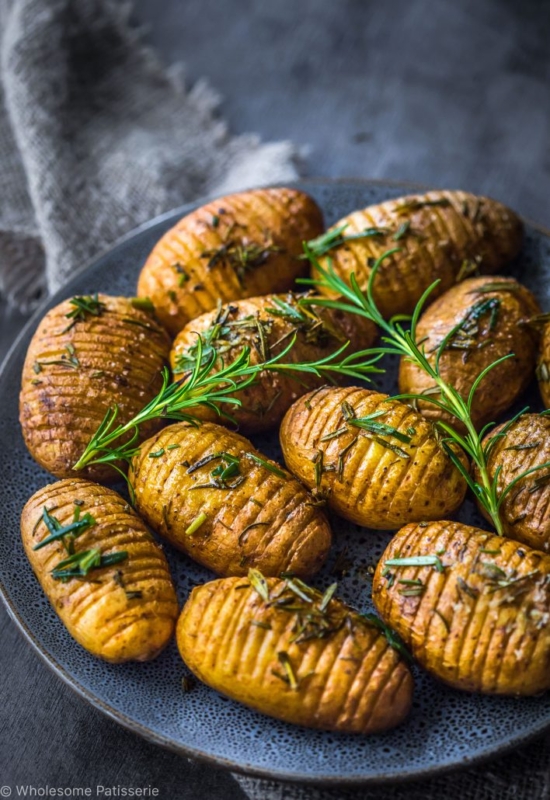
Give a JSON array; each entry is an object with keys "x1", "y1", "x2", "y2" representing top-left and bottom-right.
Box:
[{"x1": 3, "y1": 1, "x2": 550, "y2": 797}]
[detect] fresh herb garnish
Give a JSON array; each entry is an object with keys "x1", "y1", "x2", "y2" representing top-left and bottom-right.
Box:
[
  {"x1": 33, "y1": 504, "x2": 96, "y2": 553},
  {"x1": 245, "y1": 453, "x2": 287, "y2": 478},
  {"x1": 248, "y1": 568, "x2": 270, "y2": 602},
  {"x1": 51, "y1": 549, "x2": 127, "y2": 581},
  {"x1": 61, "y1": 294, "x2": 106, "y2": 332},
  {"x1": 185, "y1": 513, "x2": 208, "y2": 536},
  {"x1": 362, "y1": 613, "x2": 413, "y2": 663},
  {"x1": 188, "y1": 451, "x2": 244, "y2": 490},
  {"x1": 34, "y1": 345, "x2": 80, "y2": 371},
  {"x1": 305, "y1": 223, "x2": 389, "y2": 258},
  {"x1": 298, "y1": 246, "x2": 550, "y2": 534},
  {"x1": 200, "y1": 236, "x2": 281, "y2": 285},
  {"x1": 385, "y1": 555, "x2": 445, "y2": 573}
]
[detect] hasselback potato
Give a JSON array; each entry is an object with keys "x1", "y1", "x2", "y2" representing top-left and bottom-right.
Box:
[
  {"x1": 279, "y1": 386, "x2": 468, "y2": 529},
  {"x1": 373, "y1": 520, "x2": 550, "y2": 695},
  {"x1": 311, "y1": 190, "x2": 523, "y2": 319},
  {"x1": 130, "y1": 421, "x2": 331, "y2": 577},
  {"x1": 475, "y1": 413, "x2": 550, "y2": 552},
  {"x1": 19, "y1": 294, "x2": 171, "y2": 482},
  {"x1": 398, "y1": 276, "x2": 540, "y2": 430},
  {"x1": 21, "y1": 479, "x2": 178, "y2": 662},
  {"x1": 177, "y1": 574, "x2": 413, "y2": 733},
  {"x1": 137, "y1": 188, "x2": 324, "y2": 335},
  {"x1": 170, "y1": 292, "x2": 378, "y2": 432}
]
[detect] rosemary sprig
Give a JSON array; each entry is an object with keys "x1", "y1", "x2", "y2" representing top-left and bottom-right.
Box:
[
  {"x1": 299, "y1": 245, "x2": 549, "y2": 535},
  {"x1": 304, "y1": 223, "x2": 390, "y2": 257},
  {"x1": 73, "y1": 334, "x2": 383, "y2": 473}
]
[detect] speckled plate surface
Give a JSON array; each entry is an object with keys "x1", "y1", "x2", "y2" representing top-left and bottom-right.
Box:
[{"x1": 2, "y1": 179, "x2": 550, "y2": 787}]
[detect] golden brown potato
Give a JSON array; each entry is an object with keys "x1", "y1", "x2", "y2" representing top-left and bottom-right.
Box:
[
  {"x1": 20, "y1": 294, "x2": 171, "y2": 482},
  {"x1": 177, "y1": 574, "x2": 413, "y2": 733},
  {"x1": 279, "y1": 386, "x2": 468, "y2": 529},
  {"x1": 21, "y1": 479, "x2": 178, "y2": 662},
  {"x1": 398, "y1": 276, "x2": 540, "y2": 431},
  {"x1": 169, "y1": 292, "x2": 378, "y2": 432},
  {"x1": 130, "y1": 421, "x2": 331, "y2": 577},
  {"x1": 311, "y1": 190, "x2": 523, "y2": 319},
  {"x1": 373, "y1": 520, "x2": 550, "y2": 695},
  {"x1": 537, "y1": 321, "x2": 550, "y2": 407},
  {"x1": 137, "y1": 188, "x2": 324, "y2": 335},
  {"x1": 474, "y1": 413, "x2": 550, "y2": 552}
]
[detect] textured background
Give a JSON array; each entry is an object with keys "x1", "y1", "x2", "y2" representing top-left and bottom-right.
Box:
[{"x1": 2, "y1": 0, "x2": 550, "y2": 797}]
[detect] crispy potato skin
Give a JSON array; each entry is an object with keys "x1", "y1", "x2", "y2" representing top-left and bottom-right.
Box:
[
  {"x1": 279, "y1": 386, "x2": 468, "y2": 529},
  {"x1": 19, "y1": 294, "x2": 171, "y2": 482},
  {"x1": 398, "y1": 276, "x2": 540, "y2": 431},
  {"x1": 21, "y1": 479, "x2": 178, "y2": 662},
  {"x1": 537, "y1": 322, "x2": 550, "y2": 407},
  {"x1": 137, "y1": 188, "x2": 324, "y2": 335},
  {"x1": 169, "y1": 293, "x2": 377, "y2": 432},
  {"x1": 130, "y1": 422, "x2": 331, "y2": 577},
  {"x1": 373, "y1": 521, "x2": 550, "y2": 695},
  {"x1": 313, "y1": 190, "x2": 523, "y2": 319},
  {"x1": 475, "y1": 414, "x2": 550, "y2": 552},
  {"x1": 177, "y1": 577, "x2": 413, "y2": 733}
]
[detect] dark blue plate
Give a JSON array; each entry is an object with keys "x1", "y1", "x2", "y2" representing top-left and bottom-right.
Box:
[{"x1": 2, "y1": 179, "x2": 550, "y2": 786}]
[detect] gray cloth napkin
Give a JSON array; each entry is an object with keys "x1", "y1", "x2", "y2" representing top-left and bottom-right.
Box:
[{"x1": 0, "y1": 0, "x2": 299, "y2": 311}]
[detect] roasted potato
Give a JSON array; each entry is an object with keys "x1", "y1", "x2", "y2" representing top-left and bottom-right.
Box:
[
  {"x1": 398, "y1": 276, "x2": 540, "y2": 431},
  {"x1": 373, "y1": 520, "x2": 550, "y2": 695},
  {"x1": 20, "y1": 294, "x2": 171, "y2": 482},
  {"x1": 137, "y1": 188, "x2": 324, "y2": 335},
  {"x1": 177, "y1": 574, "x2": 413, "y2": 733},
  {"x1": 21, "y1": 479, "x2": 178, "y2": 662},
  {"x1": 170, "y1": 292, "x2": 377, "y2": 432},
  {"x1": 537, "y1": 320, "x2": 550, "y2": 407},
  {"x1": 130, "y1": 421, "x2": 331, "y2": 577},
  {"x1": 279, "y1": 386, "x2": 468, "y2": 529},
  {"x1": 474, "y1": 413, "x2": 550, "y2": 552},
  {"x1": 311, "y1": 190, "x2": 523, "y2": 319}
]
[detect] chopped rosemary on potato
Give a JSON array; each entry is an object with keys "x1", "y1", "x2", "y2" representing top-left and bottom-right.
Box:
[
  {"x1": 385, "y1": 555, "x2": 445, "y2": 573},
  {"x1": 61, "y1": 293, "x2": 106, "y2": 332},
  {"x1": 185, "y1": 513, "x2": 208, "y2": 536},
  {"x1": 33, "y1": 504, "x2": 96, "y2": 553},
  {"x1": 304, "y1": 223, "x2": 389, "y2": 258},
  {"x1": 51, "y1": 548, "x2": 127, "y2": 582},
  {"x1": 200, "y1": 236, "x2": 281, "y2": 284}
]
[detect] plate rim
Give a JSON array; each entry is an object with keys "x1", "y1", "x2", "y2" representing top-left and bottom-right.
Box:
[{"x1": 2, "y1": 176, "x2": 550, "y2": 787}]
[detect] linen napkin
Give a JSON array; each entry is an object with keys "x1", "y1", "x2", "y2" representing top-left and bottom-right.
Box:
[{"x1": 0, "y1": 0, "x2": 299, "y2": 311}]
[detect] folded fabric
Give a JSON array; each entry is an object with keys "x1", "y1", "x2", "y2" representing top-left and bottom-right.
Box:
[{"x1": 0, "y1": 0, "x2": 299, "y2": 310}]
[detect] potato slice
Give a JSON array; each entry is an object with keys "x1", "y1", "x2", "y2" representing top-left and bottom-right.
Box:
[
  {"x1": 130, "y1": 421, "x2": 331, "y2": 577},
  {"x1": 21, "y1": 479, "x2": 178, "y2": 662},
  {"x1": 398, "y1": 276, "x2": 540, "y2": 431},
  {"x1": 170, "y1": 292, "x2": 377, "y2": 432},
  {"x1": 177, "y1": 574, "x2": 413, "y2": 733},
  {"x1": 137, "y1": 188, "x2": 324, "y2": 335},
  {"x1": 311, "y1": 190, "x2": 522, "y2": 319},
  {"x1": 19, "y1": 294, "x2": 171, "y2": 482},
  {"x1": 373, "y1": 520, "x2": 550, "y2": 695},
  {"x1": 279, "y1": 386, "x2": 468, "y2": 529},
  {"x1": 475, "y1": 413, "x2": 550, "y2": 552}
]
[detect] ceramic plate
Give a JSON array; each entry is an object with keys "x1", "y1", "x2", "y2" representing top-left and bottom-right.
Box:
[{"x1": 2, "y1": 179, "x2": 550, "y2": 786}]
